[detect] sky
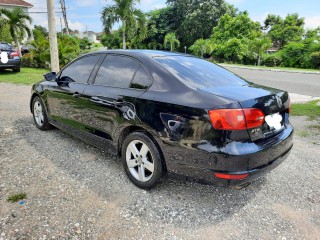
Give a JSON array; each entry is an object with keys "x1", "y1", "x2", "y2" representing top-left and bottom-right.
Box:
[{"x1": 27, "y1": 0, "x2": 320, "y2": 33}]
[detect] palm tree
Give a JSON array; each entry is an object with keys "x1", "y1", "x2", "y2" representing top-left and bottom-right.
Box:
[
  {"x1": 189, "y1": 38, "x2": 214, "y2": 58},
  {"x1": 101, "y1": 0, "x2": 146, "y2": 49},
  {"x1": 249, "y1": 37, "x2": 272, "y2": 65},
  {"x1": 0, "y1": 8, "x2": 32, "y2": 56},
  {"x1": 164, "y1": 33, "x2": 180, "y2": 52}
]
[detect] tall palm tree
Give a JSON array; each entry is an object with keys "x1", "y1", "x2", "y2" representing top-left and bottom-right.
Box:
[
  {"x1": 164, "y1": 33, "x2": 180, "y2": 52},
  {"x1": 101, "y1": 0, "x2": 146, "y2": 49},
  {"x1": 0, "y1": 8, "x2": 32, "y2": 56}
]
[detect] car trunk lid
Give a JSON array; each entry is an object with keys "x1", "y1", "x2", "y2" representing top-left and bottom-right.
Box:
[{"x1": 202, "y1": 84, "x2": 290, "y2": 141}]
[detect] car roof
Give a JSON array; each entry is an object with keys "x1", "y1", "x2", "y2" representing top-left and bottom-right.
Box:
[{"x1": 88, "y1": 49, "x2": 189, "y2": 58}]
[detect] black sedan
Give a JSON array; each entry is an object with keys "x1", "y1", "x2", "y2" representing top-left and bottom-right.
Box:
[
  {"x1": 30, "y1": 50, "x2": 293, "y2": 189},
  {"x1": 0, "y1": 42, "x2": 21, "y2": 72}
]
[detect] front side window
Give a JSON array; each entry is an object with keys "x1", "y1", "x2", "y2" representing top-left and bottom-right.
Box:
[
  {"x1": 94, "y1": 55, "x2": 140, "y2": 88},
  {"x1": 59, "y1": 55, "x2": 101, "y2": 84}
]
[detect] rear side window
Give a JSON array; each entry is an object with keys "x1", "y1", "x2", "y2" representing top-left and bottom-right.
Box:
[
  {"x1": 94, "y1": 55, "x2": 139, "y2": 88},
  {"x1": 154, "y1": 56, "x2": 248, "y2": 89},
  {"x1": 130, "y1": 65, "x2": 152, "y2": 90},
  {"x1": 60, "y1": 55, "x2": 101, "y2": 84}
]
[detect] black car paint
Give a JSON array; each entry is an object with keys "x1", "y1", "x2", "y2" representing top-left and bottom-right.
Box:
[{"x1": 30, "y1": 50, "x2": 293, "y2": 187}]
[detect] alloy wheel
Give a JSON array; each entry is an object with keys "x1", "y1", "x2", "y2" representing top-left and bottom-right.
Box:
[{"x1": 126, "y1": 140, "x2": 155, "y2": 182}]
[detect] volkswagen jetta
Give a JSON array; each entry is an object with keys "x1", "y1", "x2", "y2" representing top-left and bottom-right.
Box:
[{"x1": 30, "y1": 50, "x2": 293, "y2": 189}]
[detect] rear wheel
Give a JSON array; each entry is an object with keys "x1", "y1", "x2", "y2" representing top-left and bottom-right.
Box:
[
  {"x1": 32, "y1": 96, "x2": 52, "y2": 131},
  {"x1": 122, "y1": 132, "x2": 164, "y2": 189}
]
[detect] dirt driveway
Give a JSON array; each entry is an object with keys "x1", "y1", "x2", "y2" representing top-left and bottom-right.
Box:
[{"x1": 0, "y1": 83, "x2": 319, "y2": 239}]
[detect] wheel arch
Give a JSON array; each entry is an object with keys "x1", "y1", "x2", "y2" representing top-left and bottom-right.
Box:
[{"x1": 117, "y1": 125, "x2": 168, "y2": 173}]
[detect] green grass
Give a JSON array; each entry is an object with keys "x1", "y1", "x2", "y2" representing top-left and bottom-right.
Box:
[
  {"x1": 0, "y1": 68, "x2": 48, "y2": 85},
  {"x1": 291, "y1": 100, "x2": 320, "y2": 120},
  {"x1": 219, "y1": 63, "x2": 320, "y2": 73},
  {"x1": 7, "y1": 193, "x2": 27, "y2": 203}
]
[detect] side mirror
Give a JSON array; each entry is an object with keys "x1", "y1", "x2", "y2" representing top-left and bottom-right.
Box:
[{"x1": 44, "y1": 72, "x2": 57, "y2": 81}]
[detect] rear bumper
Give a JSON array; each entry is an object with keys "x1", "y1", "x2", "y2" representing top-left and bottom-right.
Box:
[
  {"x1": 163, "y1": 125, "x2": 294, "y2": 187},
  {"x1": 0, "y1": 58, "x2": 21, "y2": 69}
]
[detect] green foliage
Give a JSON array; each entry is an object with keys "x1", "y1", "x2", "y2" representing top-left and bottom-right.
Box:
[
  {"x1": 210, "y1": 13, "x2": 261, "y2": 63},
  {"x1": 262, "y1": 54, "x2": 283, "y2": 67},
  {"x1": 0, "y1": 21, "x2": 13, "y2": 43},
  {"x1": 310, "y1": 51, "x2": 320, "y2": 69},
  {"x1": 167, "y1": 0, "x2": 237, "y2": 49},
  {"x1": 248, "y1": 37, "x2": 272, "y2": 65},
  {"x1": 58, "y1": 35, "x2": 80, "y2": 68},
  {"x1": 164, "y1": 32, "x2": 180, "y2": 51},
  {"x1": 79, "y1": 37, "x2": 92, "y2": 50},
  {"x1": 33, "y1": 25, "x2": 48, "y2": 38},
  {"x1": 101, "y1": 0, "x2": 147, "y2": 49},
  {"x1": 189, "y1": 38, "x2": 213, "y2": 57},
  {"x1": 264, "y1": 13, "x2": 304, "y2": 48},
  {"x1": 142, "y1": 7, "x2": 176, "y2": 50},
  {"x1": 101, "y1": 30, "x2": 122, "y2": 49}
]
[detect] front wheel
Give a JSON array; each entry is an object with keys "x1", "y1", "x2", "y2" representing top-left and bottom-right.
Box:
[
  {"x1": 122, "y1": 132, "x2": 164, "y2": 189},
  {"x1": 32, "y1": 96, "x2": 52, "y2": 131}
]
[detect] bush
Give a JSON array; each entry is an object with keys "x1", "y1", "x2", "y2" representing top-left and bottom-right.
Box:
[
  {"x1": 262, "y1": 54, "x2": 283, "y2": 67},
  {"x1": 310, "y1": 51, "x2": 320, "y2": 69}
]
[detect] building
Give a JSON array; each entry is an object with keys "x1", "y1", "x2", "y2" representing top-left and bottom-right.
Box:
[
  {"x1": 79, "y1": 31, "x2": 100, "y2": 43},
  {"x1": 0, "y1": 0, "x2": 33, "y2": 42}
]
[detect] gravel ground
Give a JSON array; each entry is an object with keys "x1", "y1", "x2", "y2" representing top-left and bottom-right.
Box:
[{"x1": 0, "y1": 83, "x2": 319, "y2": 240}]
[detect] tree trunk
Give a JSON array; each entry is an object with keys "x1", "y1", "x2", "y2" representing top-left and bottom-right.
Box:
[
  {"x1": 170, "y1": 43, "x2": 173, "y2": 52},
  {"x1": 15, "y1": 39, "x2": 21, "y2": 57},
  {"x1": 258, "y1": 55, "x2": 261, "y2": 66},
  {"x1": 122, "y1": 20, "x2": 126, "y2": 50}
]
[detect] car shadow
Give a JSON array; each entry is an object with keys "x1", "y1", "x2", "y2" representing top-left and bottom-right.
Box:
[
  {"x1": 0, "y1": 69, "x2": 17, "y2": 74},
  {"x1": 17, "y1": 116, "x2": 266, "y2": 228}
]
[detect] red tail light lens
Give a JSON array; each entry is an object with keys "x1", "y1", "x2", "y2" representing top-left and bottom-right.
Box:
[
  {"x1": 10, "y1": 52, "x2": 19, "y2": 57},
  {"x1": 214, "y1": 172, "x2": 250, "y2": 180},
  {"x1": 208, "y1": 108, "x2": 265, "y2": 130}
]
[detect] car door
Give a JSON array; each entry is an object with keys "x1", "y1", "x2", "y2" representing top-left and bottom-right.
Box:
[
  {"x1": 80, "y1": 54, "x2": 153, "y2": 142},
  {"x1": 45, "y1": 54, "x2": 103, "y2": 130}
]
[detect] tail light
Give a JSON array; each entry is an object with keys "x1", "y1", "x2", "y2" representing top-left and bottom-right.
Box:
[
  {"x1": 214, "y1": 172, "x2": 250, "y2": 180},
  {"x1": 208, "y1": 108, "x2": 265, "y2": 130},
  {"x1": 10, "y1": 52, "x2": 19, "y2": 57}
]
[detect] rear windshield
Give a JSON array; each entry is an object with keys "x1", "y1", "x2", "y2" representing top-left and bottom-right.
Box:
[
  {"x1": 0, "y1": 43, "x2": 12, "y2": 51},
  {"x1": 154, "y1": 56, "x2": 249, "y2": 89}
]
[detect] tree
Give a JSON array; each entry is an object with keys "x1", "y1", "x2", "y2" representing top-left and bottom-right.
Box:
[
  {"x1": 101, "y1": 0, "x2": 146, "y2": 49},
  {"x1": 33, "y1": 25, "x2": 48, "y2": 38},
  {"x1": 189, "y1": 38, "x2": 213, "y2": 57},
  {"x1": 167, "y1": 0, "x2": 237, "y2": 49},
  {"x1": 164, "y1": 33, "x2": 180, "y2": 52},
  {"x1": 264, "y1": 13, "x2": 304, "y2": 48},
  {"x1": 249, "y1": 37, "x2": 272, "y2": 65},
  {"x1": 0, "y1": 8, "x2": 32, "y2": 56},
  {"x1": 0, "y1": 20, "x2": 13, "y2": 43},
  {"x1": 79, "y1": 38, "x2": 92, "y2": 50},
  {"x1": 142, "y1": 7, "x2": 177, "y2": 50},
  {"x1": 210, "y1": 12, "x2": 262, "y2": 63}
]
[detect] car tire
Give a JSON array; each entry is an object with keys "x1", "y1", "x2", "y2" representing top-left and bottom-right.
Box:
[
  {"x1": 32, "y1": 96, "x2": 52, "y2": 131},
  {"x1": 12, "y1": 67, "x2": 20, "y2": 73},
  {"x1": 122, "y1": 132, "x2": 164, "y2": 189}
]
